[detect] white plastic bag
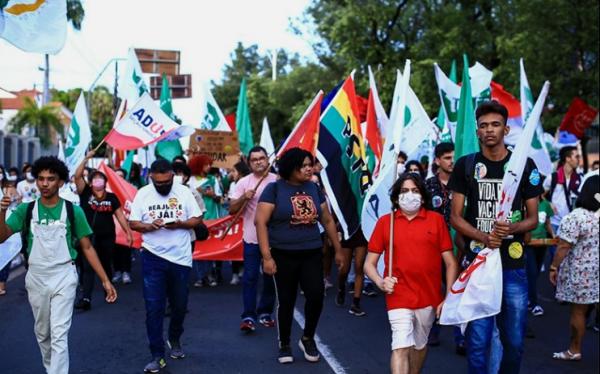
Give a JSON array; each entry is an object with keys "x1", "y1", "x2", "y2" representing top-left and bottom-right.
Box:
[{"x1": 440, "y1": 248, "x2": 503, "y2": 327}]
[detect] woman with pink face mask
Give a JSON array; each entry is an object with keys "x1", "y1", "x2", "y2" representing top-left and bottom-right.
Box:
[{"x1": 73, "y1": 151, "x2": 133, "y2": 311}]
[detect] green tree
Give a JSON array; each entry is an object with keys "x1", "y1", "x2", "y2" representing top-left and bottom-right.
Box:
[
  {"x1": 296, "y1": 0, "x2": 599, "y2": 130},
  {"x1": 8, "y1": 98, "x2": 63, "y2": 147}
]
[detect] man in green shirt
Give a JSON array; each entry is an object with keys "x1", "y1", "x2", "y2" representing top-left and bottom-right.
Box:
[{"x1": 0, "y1": 156, "x2": 117, "y2": 374}]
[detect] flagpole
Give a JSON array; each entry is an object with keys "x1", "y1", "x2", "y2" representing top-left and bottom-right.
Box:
[
  {"x1": 92, "y1": 138, "x2": 106, "y2": 153},
  {"x1": 387, "y1": 163, "x2": 398, "y2": 278}
]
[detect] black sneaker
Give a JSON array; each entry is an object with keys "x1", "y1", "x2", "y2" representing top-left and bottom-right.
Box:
[
  {"x1": 298, "y1": 337, "x2": 320, "y2": 362},
  {"x1": 362, "y1": 283, "x2": 378, "y2": 297},
  {"x1": 278, "y1": 344, "x2": 294, "y2": 364},
  {"x1": 167, "y1": 340, "x2": 185, "y2": 359},
  {"x1": 74, "y1": 298, "x2": 91, "y2": 311},
  {"x1": 143, "y1": 357, "x2": 166, "y2": 373},
  {"x1": 349, "y1": 304, "x2": 366, "y2": 317},
  {"x1": 335, "y1": 289, "x2": 345, "y2": 307}
]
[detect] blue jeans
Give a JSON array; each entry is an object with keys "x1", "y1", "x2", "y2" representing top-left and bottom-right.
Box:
[
  {"x1": 466, "y1": 268, "x2": 528, "y2": 374},
  {"x1": 241, "y1": 242, "x2": 275, "y2": 321},
  {"x1": 141, "y1": 250, "x2": 191, "y2": 359}
]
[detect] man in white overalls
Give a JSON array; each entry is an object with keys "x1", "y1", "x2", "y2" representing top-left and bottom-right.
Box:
[{"x1": 0, "y1": 156, "x2": 117, "y2": 374}]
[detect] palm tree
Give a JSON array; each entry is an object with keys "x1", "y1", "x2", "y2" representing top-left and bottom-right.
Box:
[{"x1": 8, "y1": 98, "x2": 63, "y2": 147}]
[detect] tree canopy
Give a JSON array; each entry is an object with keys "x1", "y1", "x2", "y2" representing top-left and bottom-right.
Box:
[{"x1": 212, "y1": 0, "x2": 598, "y2": 144}]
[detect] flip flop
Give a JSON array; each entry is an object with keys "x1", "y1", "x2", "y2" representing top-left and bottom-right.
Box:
[{"x1": 552, "y1": 350, "x2": 582, "y2": 361}]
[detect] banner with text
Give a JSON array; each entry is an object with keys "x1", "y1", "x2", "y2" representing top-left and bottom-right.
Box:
[
  {"x1": 188, "y1": 129, "x2": 241, "y2": 168},
  {"x1": 193, "y1": 215, "x2": 243, "y2": 261}
]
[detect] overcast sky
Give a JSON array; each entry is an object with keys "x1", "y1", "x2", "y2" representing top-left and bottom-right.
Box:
[{"x1": 0, "y1": 0, "x2": 316, "y2": 124}]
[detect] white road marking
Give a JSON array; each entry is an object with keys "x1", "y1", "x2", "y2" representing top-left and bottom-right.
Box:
[{"x1": 293, "y1": 308, "x2": 348, "y2": 374}]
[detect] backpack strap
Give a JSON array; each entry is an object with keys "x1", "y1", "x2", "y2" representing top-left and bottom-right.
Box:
[
  {"x1": 64, "y1": 200, "x2": 77, "y2": 244},
  {"x1": 464, "y1": 153, "x2": 478, "y2": 195},
  {"x1": 20, "y1": 201, "x2": 35, "y2": 265}
]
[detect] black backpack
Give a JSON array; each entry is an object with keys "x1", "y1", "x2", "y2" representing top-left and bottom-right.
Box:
[{"x1": 21, "y1": 199, "x2": 77, "y2": 266}]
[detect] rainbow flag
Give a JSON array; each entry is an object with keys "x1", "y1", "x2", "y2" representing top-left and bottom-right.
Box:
[{"x1": 317, "y1": 75, "x2": 372, "y2": 239}]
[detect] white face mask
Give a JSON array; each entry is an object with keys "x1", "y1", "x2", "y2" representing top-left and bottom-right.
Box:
[
  {"x1": 7, "y1": 175, "x2": 17, "y2": 182},
  {"x1": 0, "y1": 174, "x2": 3, "y2": 181},
  {"x1": 26, "y1": 172, "x2": 34, "y2": 181},
  {"x1": 398, "y1": 191, "x2": 422, "y2": 214},
  {"x1": 173, "y1": 175, "x2": 184, "y2": 185}
]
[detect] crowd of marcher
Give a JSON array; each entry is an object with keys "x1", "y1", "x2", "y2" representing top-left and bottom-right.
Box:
[{"x1": 0, "y1": 100, "x2": 598, "y2": 374}]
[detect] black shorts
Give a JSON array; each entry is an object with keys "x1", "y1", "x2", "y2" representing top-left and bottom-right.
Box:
[{"x1": 340, "y1": 228, "x2": 368, "y2": 248}]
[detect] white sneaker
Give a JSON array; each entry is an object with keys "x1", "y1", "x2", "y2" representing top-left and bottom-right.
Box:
[
  {"x1": 531, "y1": 305, "x2": 544, "y2": 316},
  {"x1": 324, "y1": 278, "x2": 334, "y2": 290},
  {"x1": 230, "y1": 274, "x2": 240, "y2": 285},
  {"x1": 112, "y1": 271, "x2": 122, "y2": 283},
  {"x1": 122, "y1": 272, "x2": 132, "y2": 284}
]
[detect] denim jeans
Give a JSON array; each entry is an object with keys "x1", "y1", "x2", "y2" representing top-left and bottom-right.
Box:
[
  {"x1": 241, "y1": 242, "x2": 275, "y2": 321},
  {"x1": 525, "y1": 245, "x2": 547, "y2": 306},
  {"x1": 141, "y1": 250, "x2": 190, "y2": 359},
  {"x1": 466, "y1": 268, "x2": 528, "y2": 374}
]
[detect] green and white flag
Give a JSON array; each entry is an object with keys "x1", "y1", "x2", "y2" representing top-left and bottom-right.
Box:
[
  {"x1": 381, "y1": 67, "x2": 437, "y2": 170},
  {"x1": 119, "y1": 48, "x2": 148, "y2": 107},
  {"x1": 236, "y1": 78, "x2": 254, "y2": 155},
  {"x1": 434, "y1": 60, "x2": 492, "y2": 142},
  {"x1": 155, "y1": 74, "x2": 183, "y2": 162},
  {"x1": 436, "y1": 60, "x2": 457, "y2": 143},
  {"x1": 519, "y1": 58, "x2": 553, "y2": 176},
  {"x1": 454, "y1": 55, "x2": 480, "y2": 160},
  {"x1": 198, "y1": 83, "x2": 230, "y2": 131},
  {"x1": 64, "y1": 93, "x2": 91, "y2": 176}
]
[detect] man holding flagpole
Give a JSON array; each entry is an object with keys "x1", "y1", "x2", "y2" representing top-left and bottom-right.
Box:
[{"x1": 448, "y1": 101, "x2": 543, "y2": 373}]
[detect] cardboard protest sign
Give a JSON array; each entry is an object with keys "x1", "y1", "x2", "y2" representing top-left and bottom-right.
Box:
[{"x1": 188, "y1": 129, "x2": 241, "y2": 168}]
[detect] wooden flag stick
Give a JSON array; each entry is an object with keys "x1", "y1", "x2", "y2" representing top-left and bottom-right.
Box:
[
  {"x1": 387, "y1": 161, "x2": 399, "y2": 278},
  {"x1": 92, "y1": 138, "x2": 107, "y2": 153}
]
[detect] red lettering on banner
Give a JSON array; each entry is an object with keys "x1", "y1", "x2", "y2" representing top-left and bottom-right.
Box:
[{"x1": 450, "y1": 253, "x2": 488, "y2": 294}]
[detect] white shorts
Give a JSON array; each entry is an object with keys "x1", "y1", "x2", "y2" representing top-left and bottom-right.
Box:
[{"x1": 388, "y1": 307, "x2": 436, "y2": 350}]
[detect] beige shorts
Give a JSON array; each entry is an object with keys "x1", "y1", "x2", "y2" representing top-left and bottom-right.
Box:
[{"x1": 388, "y1": 307, "x2": 436, "y2": 350}]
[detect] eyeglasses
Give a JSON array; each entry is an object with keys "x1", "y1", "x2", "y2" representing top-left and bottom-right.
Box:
[{"x1": 249, "y1": 156, "x2": 267, "y2": 163}]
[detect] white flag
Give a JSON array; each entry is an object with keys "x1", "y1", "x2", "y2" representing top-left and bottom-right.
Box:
[
  {"x1": 362, "y1": 61, "x2": 410, "y2": 240},
  {"x1": 259, "y1": 117, "x2": 275, "y2": 162},
  {"x1": 198, "y1": 83, "x2": 230, "y2": 131},
  {"x1": 118, "y1": 48, "x2": 148, "y2": 108},
  {"x1": 105, "y1": 93, "x2": 184, "y2": 150},
  {"x1": 434, "y1": 62, "x2": 493, "y2": 141},
  {"x1": 520, "y1": 59, "x2": 553, "y2": 176},
  {"x1": 0, "y1": 0, "x2": 67, "y2": 54},
  {"x1": 57, "y1": 138, "x2": 65, "y2": 162},
  {"x1": 64, "y1": 93, "x2": 91, "y2": 176}
]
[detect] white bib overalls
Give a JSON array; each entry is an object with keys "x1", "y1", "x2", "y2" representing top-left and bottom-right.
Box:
[{"x1": 24, "y1": 200, "x2": 78, "y2": 374}]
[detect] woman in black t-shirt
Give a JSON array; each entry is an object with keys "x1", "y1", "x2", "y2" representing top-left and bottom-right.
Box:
[
  {"x1": 73, "y1": 151, "x2": 133, "y2": 310},
  {"x1": 256, "y1": 148, "x2": 342, "y2": 364}
]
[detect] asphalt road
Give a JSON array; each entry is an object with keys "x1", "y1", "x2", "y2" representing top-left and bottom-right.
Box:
[{"x1": 0, "y1": 255, "x2": 598, "y2": 374}]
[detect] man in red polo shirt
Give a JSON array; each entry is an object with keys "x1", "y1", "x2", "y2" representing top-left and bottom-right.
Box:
[{"x1": 364, "y1": 173, "x2": 458, "y2": 374}]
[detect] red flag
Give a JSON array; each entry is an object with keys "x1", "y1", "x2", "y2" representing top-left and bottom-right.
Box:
[
  {"x1": 193, "y1": 215, "x2": 243, "y2": 261},
  {"x1": 365, "y1": 89, "x2": 383, "y2": 162},
  {"x1": 560, "y1": 97, "x2": 598, "y2": 139},
  {"x1": 97, "y1": 162, "x2": 143, "y2": 248},
  {"x1": 225, "y1": 113, "x2": 236, "y2": 131},
  {"x1": 490, "y1": 81, "x2": 521, "y2": 118},
  {"x1": 356, "y1": 95, "x2": 368, "y2": 123},
  {"x1": 277, "y1": 91, "x2": 323, "y2": 157}
]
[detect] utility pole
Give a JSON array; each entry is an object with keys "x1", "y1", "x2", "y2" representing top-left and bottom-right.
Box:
[
  {"x1": 267, "y1": 49, "x2": 278, "y2": 81},
  {"x1": 43, "y1": 54, "x2": 50, "y2": 105}
]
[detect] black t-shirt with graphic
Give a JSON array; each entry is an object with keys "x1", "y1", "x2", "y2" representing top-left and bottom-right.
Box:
[
  {"x1": 258, "y1": 179, "x2": 325, "y2": 251},
  {"x1": 426, "y1": 175, "x2": 452, "y2": 227},
  {"x1": 448, "y1": 151, "x2": 543, "y2": 269},
  {"x1": 80, "y1": 185, "x2": 121, "y2": 238}
]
